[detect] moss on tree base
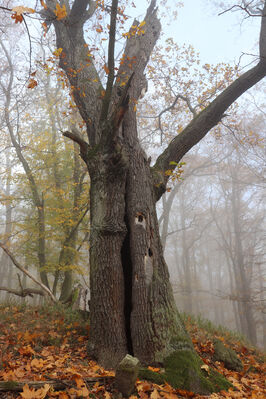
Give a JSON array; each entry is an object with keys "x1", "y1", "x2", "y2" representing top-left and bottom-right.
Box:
[{"x1": 139, "y1": 350, "x2": 232, "y2": 395}]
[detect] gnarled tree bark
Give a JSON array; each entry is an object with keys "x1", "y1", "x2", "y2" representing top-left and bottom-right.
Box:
[{"x1": 43, "y1": 0, "x2": 266, "y2": 370}]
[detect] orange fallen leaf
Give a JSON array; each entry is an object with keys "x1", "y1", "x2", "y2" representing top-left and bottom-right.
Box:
[
  {"x1": 150, "y1": 388, "x2": 161, "y2": 399},
  {"x1": 20, "y1": 383, "x2": 50, "y2": 399},
  {"x1": 148, "y1": 366, "x2": 160, "y2": 372}
]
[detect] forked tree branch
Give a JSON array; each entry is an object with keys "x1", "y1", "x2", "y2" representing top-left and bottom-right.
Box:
[{"x1": 157, "y1": 94, "x2": 197, "y2": 144}]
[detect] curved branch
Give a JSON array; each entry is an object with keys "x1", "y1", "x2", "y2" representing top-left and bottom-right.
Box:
[
  {"x1": 157, "y1": 94, "x2": 197, "y2": 144},
  {"x1": 152, "y1": 3, "x2": 266, "y2": 200},
  {"x1": 63, "y1": 130, "x2": 90, "y2": 161},
  {"x1": 152, "y1": 60, "x2": 266, "y2": 200}
]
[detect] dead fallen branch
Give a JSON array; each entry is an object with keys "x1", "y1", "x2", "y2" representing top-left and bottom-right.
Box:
[
  {"x1": 0, "y1": 286, "x2": 45, "y2": 298},
  {"x1": 0, "y1": 242, "x2": 56, "y2": 302},
  {"x1": 0, "y1": 376, "x2": 115, "y2": 392}
]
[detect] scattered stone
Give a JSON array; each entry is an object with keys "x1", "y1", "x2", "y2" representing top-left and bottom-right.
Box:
[
  {"x1": 213, "y1": 339, "x2": 243, "y2": 371},
  {"x1": 115, "y1": 354, "x2": 140, "y2": 397}
]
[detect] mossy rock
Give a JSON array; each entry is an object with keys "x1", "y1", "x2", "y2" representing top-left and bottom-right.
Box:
[
  {"x1": 115, "y1": 354, "x2": 140, "y2": 397},
  {"x1": 213, "y1": 339, "x2": 243, "y2": 372},
  {"x1": 139, "y1": 350, "x2": 232, "y2": 395}
]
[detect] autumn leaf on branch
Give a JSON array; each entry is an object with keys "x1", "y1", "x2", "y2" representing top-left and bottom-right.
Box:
[
  {"x1": 103, "y1": 64, "x2": 110, "y2": 74},
  {"x1": 11, "y1": 13, "x2": 23, "y2": 23},
  {"x1": 27, "y1": 78, "x2": 38, "y2": 89},
  {"x1": 54, "y1": 3, "x2": 67, "y2": 20},
  {"x1": 11, "y1": 6, "x2": 35, "y2": 23},
  {"x1": 12, "y1": 6, "x2": 35, "y2": 15}
]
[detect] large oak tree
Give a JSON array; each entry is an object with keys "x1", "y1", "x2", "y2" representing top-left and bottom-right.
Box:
[{"x1": 8, "y1": 0, "x2": 266, "y2": 376}]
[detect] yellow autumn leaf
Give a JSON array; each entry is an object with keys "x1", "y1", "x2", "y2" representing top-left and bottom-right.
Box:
[
  {"x1": 53, "y1": 47, "x2": 63, "y2": 57},
  {"x1": 54, "y1": 3, "x2": 67, "y2": 20},
  {"x1": 139, "y1": 20, "x2": 146, "y2": 27},
  {"x1": 12, "y1": 6, "x2": 35, "y2": 15}
]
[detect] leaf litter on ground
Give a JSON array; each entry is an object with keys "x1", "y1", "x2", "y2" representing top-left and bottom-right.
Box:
[{"x1": 0, "y1": 304, "x2": 265, "y2": 398}]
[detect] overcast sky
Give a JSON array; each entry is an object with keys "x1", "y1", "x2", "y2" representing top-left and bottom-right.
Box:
[{"x1": 165, "y1": 0, "x2": 261, "y2": 67}]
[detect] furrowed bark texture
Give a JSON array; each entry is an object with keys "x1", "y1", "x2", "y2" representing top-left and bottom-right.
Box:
[
  {"x1": 46, "y1": 0, "x2": 266, "y2": 368},
  {"x1": 123, "y1": 107, "x2": 192, "y2": 364},
  {"x1": 86, "y1": 146, "x2": 128, "y2": 366}
]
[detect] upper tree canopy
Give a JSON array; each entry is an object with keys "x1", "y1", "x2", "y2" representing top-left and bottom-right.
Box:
[
  {"x1": 38, "y1": 0, "x2": 265, "y2": 195},
  {"x1": 3, "y1": 1, "x2": 266, "y2": 188}
]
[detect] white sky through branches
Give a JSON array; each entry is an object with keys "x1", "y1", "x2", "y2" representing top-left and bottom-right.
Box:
[{"x1": 165, "y1": 0, "x2": 261, "y2": 67}]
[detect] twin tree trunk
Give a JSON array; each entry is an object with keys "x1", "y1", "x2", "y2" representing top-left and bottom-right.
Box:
[
  {"x1": 46, "y1": 0, "x2": 266, "y2": 368},
  {"x1": 86, "y1": 109, "x2": 190, "y2": 367}
]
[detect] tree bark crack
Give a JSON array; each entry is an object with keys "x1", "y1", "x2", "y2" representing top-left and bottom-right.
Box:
[{"x1": 121, "y1": 189, "x2": 134, "y2": 355}]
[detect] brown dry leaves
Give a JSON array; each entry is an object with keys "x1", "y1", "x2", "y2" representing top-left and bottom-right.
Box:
[{"x1": 0, "y1": 306, "x2": 265, "y2": 398}]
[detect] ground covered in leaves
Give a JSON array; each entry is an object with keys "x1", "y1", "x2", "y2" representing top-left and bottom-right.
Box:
[{"x1": 0, "y1": 303, "x2": 265, "y2": 398}]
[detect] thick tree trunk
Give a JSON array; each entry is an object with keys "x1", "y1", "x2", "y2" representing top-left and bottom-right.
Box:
[
  {"x1": 45, "y1": 0, "x2": 266, "y2": 371},
  {"x1": 86, "y1": 108, "x2": 192, "y2": 368},
  {"x1": 86, "y1": 139, "x2": 128, "y2": 366},
  {"x1": 124, "y1": 110, "x2": 191, "y2": 364}
]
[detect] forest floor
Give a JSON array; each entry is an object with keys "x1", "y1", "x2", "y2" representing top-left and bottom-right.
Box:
[{"x1": 0, "y1": 303, "x2": 265, "y2": 399}]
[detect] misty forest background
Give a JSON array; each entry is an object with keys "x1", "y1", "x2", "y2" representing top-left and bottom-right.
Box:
[{"x1": 0, "y1": 1, "x2": 265, "y2": 350}]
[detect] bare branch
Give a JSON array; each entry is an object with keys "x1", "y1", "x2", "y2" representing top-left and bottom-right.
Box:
[
  {"x1": 157, "y1": 94, "x2": 197, "y2": 144},
  {"x1": 259, "y1": 1, "x2": 266, "y2": 58},
  {"x1": 0, "y1": 377, "x2": 114, "y2": 393},
  {"x1": 218, "y1": 1, "x2": 263, "y2": 17},
  {"x1": 152, "y1": 59, "x2": 266, "y2": 201},
  {"x1": 100, "y1": 0, "x2": 119, "y2": 121},
  {"x1": 62, "y1": 130, "x2": 90, "y2": 161},
  {"x1": 0, "y1": 286, "x2": 45, "y2": 298},
  {"x1": 0, "y1": 242, "x2": 56, "y2": 302}
]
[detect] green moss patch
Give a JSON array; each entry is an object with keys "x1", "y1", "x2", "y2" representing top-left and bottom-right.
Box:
[
  {"x1": 213, "y1": 339, "x2": 243, "y2": 371},
  {"x1": 139, "y1": 350, "x2": 232, "y2": 395}
]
